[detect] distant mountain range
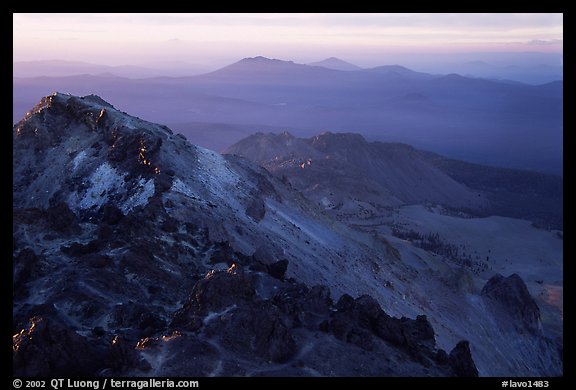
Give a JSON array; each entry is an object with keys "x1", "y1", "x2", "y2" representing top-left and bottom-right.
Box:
[
  {"x1": 308, "y1": 57, "x2": 363, "y2": 71},
  {"x1": 13, "y1": 59, "x2": 209, "y2": 78},
  {"x1": 13, "y1": 56, "x2": 563, "y2": 174},
  {"x1": 446, "y1": 61, "x2": 563, "y2": 85},
  {"x1": 15, "y1": 57, "x2": 563, "y2": 84}
]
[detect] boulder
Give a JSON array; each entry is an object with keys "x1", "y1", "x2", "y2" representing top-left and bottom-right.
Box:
[
  {"x1": 268, "y1": 259, "x2": 289, "y2": 280},
  {"x1": 245, "y1": 197, "x2": 266, "y2": 222},
  {"x1": 481, "y1": 273, "x2": 542, "y2": 334},
  {"x1": 449, "y1": 340, "x2": 479, "y2": 377},
  {"x1": 325, "y1": 294, "x2": 439, "y2": 361},
  {"x1": 375, "y1": 313, "x2": 437, "y2": 361}
]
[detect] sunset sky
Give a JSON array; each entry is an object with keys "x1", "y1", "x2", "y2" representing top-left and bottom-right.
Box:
[{"x1": 13, "y1": 13, "x2": 563, "y2": 68}]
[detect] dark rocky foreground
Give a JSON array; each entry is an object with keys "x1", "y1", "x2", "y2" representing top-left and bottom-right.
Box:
[
  {"x1": 12, "y1": 198, "x2": 476, "y2": 377},
  {"x1": 14, "y1": 253, "x2": 477, "y2": 377},
  {"x1": 13, "y1": 93, "x2": 478, "y2": 377},
  {"x1": 14, "y1": 265, "x2": 478, "y2": 376}
]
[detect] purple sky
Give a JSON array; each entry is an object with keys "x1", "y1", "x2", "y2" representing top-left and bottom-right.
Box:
[{"x1": 13, "y1": 13, "x2": 563, "y2": 68}]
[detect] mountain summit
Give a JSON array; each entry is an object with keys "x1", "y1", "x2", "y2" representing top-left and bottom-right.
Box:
[
  {"x1": 13, "y1": 93, "x2": 483, "y2": 377},
  {"x1": 308, "y1": 57, "x2": 363, "y2": 71},
  {"x1": 198, "y1": 56, "x2": 345, "y2": 85},
  {"x1": 207, "y1": 56, "x2": 308, "y2": 76}
]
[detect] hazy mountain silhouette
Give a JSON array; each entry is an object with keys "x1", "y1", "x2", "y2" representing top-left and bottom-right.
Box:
[
  {"x1": 308, "y1": 57, "x2": 363, "y2": 71},
  {"x1": 13, "y1": 56, "x2": 563, "y2": 174},
  {"x1": 13, "y1": 59, "x2": 208, "y2": 78}
]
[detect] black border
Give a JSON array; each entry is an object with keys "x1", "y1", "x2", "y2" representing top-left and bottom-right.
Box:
[{"x1": 9, "y1": 5, "x2": 570, "y2": 387}]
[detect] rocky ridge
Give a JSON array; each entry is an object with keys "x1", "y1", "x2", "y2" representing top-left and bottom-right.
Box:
[
  {"x1": 13, "y1": 93, "x2": 478, "y2": 377},
  {"x1": 224, "y1": 132, "x2": 563, "y2": 376},
  {"x1": 224, "y1": 131, "x2": 487, "y2": 215}
]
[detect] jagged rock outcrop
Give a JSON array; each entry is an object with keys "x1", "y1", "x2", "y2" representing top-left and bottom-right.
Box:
[
  {"x1": 163, "y1": 264, "x2": 476, "y2": 376},
  {"x1": 13, "y1": 93, "x2": 486, "y2": 377},
  {"x1": 481, "y1": 273, "x2": 542, "y2": 334},
  {"x1": 475, "y1": 274, "x2": 562, "y2": 376},
  {"x1": 449, "y1": 341, "x2": 479, "y2": 377},
  {"x1": 321, "y1": 293, "x2": 476, "y2": 375}
]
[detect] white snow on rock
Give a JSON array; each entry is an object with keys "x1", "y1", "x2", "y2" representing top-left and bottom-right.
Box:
[
  {"x1": 68, "y1": 163, "x2": 125, "y2": 211},
  {"x1": 68, "y1": 162, "x2": 155, "y2": 214},
  {"x1": 71, "y1": 150, "x2": 88, "y2": 173},
  {"x1": 121, "y1": 178, "x2": 155, "y2": 214}
]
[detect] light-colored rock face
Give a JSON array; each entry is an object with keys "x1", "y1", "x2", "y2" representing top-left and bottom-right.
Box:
[{"x1": 13, "y1": 93, "x2": 562, "y2": 377}]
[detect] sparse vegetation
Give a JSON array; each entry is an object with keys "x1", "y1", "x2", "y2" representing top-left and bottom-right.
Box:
[{"x1": 392, "y1": 227, "x2": 490, "y2": 274}]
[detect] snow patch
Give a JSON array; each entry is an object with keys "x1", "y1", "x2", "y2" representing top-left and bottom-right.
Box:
[
  {"x1": 70, "y1": 163, "x2": 126, "y2": 211},
  {"x1": 68, "y1": 162, "x2": 155, "y2": 213},
  {"x1": 120, "y1": 178, "x2": 155, "y2": 214},
  {"x1": 71, "y1": 150, "x2": 87, "y2": 172}
]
